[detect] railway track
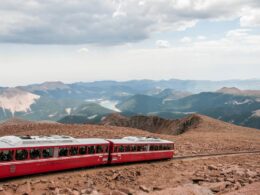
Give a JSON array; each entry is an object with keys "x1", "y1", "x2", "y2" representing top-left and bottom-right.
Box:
[{"x1": 173, "y1": 150, "x2": 260, "y2": 160}]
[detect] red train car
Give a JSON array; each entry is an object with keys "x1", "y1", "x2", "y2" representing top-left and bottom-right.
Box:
[
  {"x1": 108, "y1": 136, "x2": 174, "y2": 164},
  {"x1": 0, "y1": 135, "x2": 109, "y2": 179},
  {"x1": 0, "y1": 135, "x2": 174, "y2": 179}
]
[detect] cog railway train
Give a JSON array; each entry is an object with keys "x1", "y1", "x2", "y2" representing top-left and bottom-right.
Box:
[{"x1": 0, "y1": 135, "x2": 174, "y2": 179}]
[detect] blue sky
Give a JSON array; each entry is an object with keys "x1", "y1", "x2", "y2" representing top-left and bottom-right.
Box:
[{"x1": 0, "y1": 0, "x2": 260, "y2": 86}]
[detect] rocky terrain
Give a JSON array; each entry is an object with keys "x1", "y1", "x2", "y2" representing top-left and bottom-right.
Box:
[{"x1": 0, "y1": 114, "x2": 259, "y2": 194}]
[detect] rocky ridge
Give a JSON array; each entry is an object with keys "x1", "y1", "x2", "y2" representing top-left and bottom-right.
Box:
[{"x1": 101, "y1": 113, "x2": 201, "y2": 135}]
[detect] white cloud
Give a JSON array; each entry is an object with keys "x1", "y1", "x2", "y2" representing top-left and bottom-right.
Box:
[
  {"x1": 112, "y1": 11, "x2": 126, "y2": 18},
  {"x1": 112, "y1": 0, "x2": 127, "y2": 18},
  {"x1": 197, "y1": 36, "x2": 207, "y2": 40},
  {"x1": 77, "y1": 47, "x2": 89, "y2": 53},
  {"x1": 156, "y1": 40, "x2": 170, "y2": 48},
  {"x1": 240, "y1": 8, "x2": 260, "y2": 27},
  {"x1": 180, "y1": 37, "x2": 192, "y2": 43},
  {"x1": 138, "y1": 1, "x2": 145, "y2": 6},
  {"x1": 0, "y1": 0, "x2": 259, "y2": 45},
  {"x1": 226, "y1": 28, "x2": 251, "y2": 38}
]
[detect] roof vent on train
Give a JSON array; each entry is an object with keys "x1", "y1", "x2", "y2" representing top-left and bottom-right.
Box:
[
  {"x1": 122, "y1": 136, "x2": 163, "y2": 142},
  {"x1": 0, "y1": 135, "x2": 76, "y2": 147},
  {"x1": 0, "y1": 136, "x2": 23, "y2": 146},
  {"x1": 19, "y1": 135, "x2": 76, "y2": 145}
]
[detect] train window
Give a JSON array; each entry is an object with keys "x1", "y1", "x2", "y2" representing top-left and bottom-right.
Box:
[
  {"x1": 70, "y1": 147, "x2": 78, "y2": 156},
  {"x1": 154, "y1": 145, "x2": 159, "y2": 151},
  {"x1": 125, "y1": 145, "x2": 130, "y2": 152},
  {"x1": 150, "y1": 145, "x2": 154, "y2": 151},
  {"x1": 42, "y1": 148, "x2": 54, "y2": 158},
  {"x1": 131, "y1": 145, "x2": 137, "y2": 151},
  {"x1": 119, "y1": 145, "x2": 124, "y2": 152},
  {"x1": 15, "y1": 149, "x2": 28, "y2": 161},
  {"x1": 142, "y1": 145, "x2": 146, "y2": 151},
  {"x1": 163, "y1": 145, "x2": 167, "y2": 150},
  {"x1": 137, "y1": 146, "x2": 142, "y2": 151},
  {"x1": 30, "y1": 149, "x2": 41, "y2": 159},
  {"x1": 114, "y1": 146, "x2": 118, "y2": 152},
  {"x1": 144, "y1": 145, "x2": 148, "y2": 151},
  {"x1": 88, "y1": 146, "x2": 95, "y2": 154},
  {"x1": 138, "y1": 145, "x2": 145, "y2": 151},
  {"x1": 159, "y1": 145, "x2": 163, "y2": 150},
  {"x1": 96, "y1": 145, "x2": 103, "y2": 153},
  {"x1": 79, "y1": 146, "x2": 87, "y2": 155},
  {"x1": 0, "y1": 150, "x2": 13, "y2": 161},
  {"x1": 59, "y1": 148, "x2": 68, "y2": 157}
]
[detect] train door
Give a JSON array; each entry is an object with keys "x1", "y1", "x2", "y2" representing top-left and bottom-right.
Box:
[{"x1": 107, "y1": 141, "x2": 113, "y2": 163}]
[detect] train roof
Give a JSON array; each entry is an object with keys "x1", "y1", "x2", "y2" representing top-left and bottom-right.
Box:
[
  {"x1": 0, "y1": 135, "x2": 109, "y2": 149},
  {"x1": 107, "y1": 136, "x2": 174, "y2": 144}
]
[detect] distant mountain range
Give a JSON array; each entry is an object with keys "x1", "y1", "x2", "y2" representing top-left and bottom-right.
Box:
[{"x1": 0, "y1": 79, "x2": 259, "y2": 129}]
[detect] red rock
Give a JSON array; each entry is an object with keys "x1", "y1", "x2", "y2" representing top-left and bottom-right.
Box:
[
  {"x1": 118, "y1": 188, "x2": 134, "y2": 195},
  {"x1": 234, "y1": 182, "x2": 241, "y2": 190},
  {"x1": 139, "y1": 185, "x2": 150, "y2": 193},
  {"x1": 208, "y1": 165, "x2": 218, "y2": 170},
  {"x1": 152, "y1": 186, "x2": 163, "y2": 191},
  {"x1": 192, "y1": 176, "x2": 207, "y2": 183},
  {"x1": 207, "y1": 182, "x2": 228, "y2": 192},
  {"x1": 147, "y1": 184, "x2": 213, "y2": 195},
  {"x1": 246, "y1": 170, "x2": 257, "y2": 178},
  {"x1": 222, "y1": 182, "x2": 260, "y2": 195},
  {"x1": 110, "y1": 190, "x2": 127, "y2": 195},
  {"x1": 16, "y1": 182, "x2": 32, "y2": 195}
]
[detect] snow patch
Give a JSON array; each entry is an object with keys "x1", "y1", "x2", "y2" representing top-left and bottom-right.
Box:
[
  {"x1": 225, "y1": 99, "x2": 253, "y2": 105},
  {"x1": 85, "y1": 98, "x2": 121, "y2": 112},
  {"x1": 0, "y1": 89, "x2": 40, "y2": 116},
  {"x1": 252, "y1": 110, "x2": 260, "y2": 117},
  {"x1": 48, "y1": 112, "x2": 57, "y2": 118},
  {"x1": 101, "y1": 116, "x2": 107, "y2": 121},
  {"x1": 99, "y1": 100, "x2": 121, "y2": 112},
  {"x1": 162, "y1": 98, "x2": 175, "y2": 104},
  {"x1": 88, "y1": 114, "x2": 97, "y2": 119},
  {"x1": 117, "y1": 92, "x2": 131, "y2": 96},
  {"x1": 65, "y1": 108, "x2": 71, "y2": 115}
]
